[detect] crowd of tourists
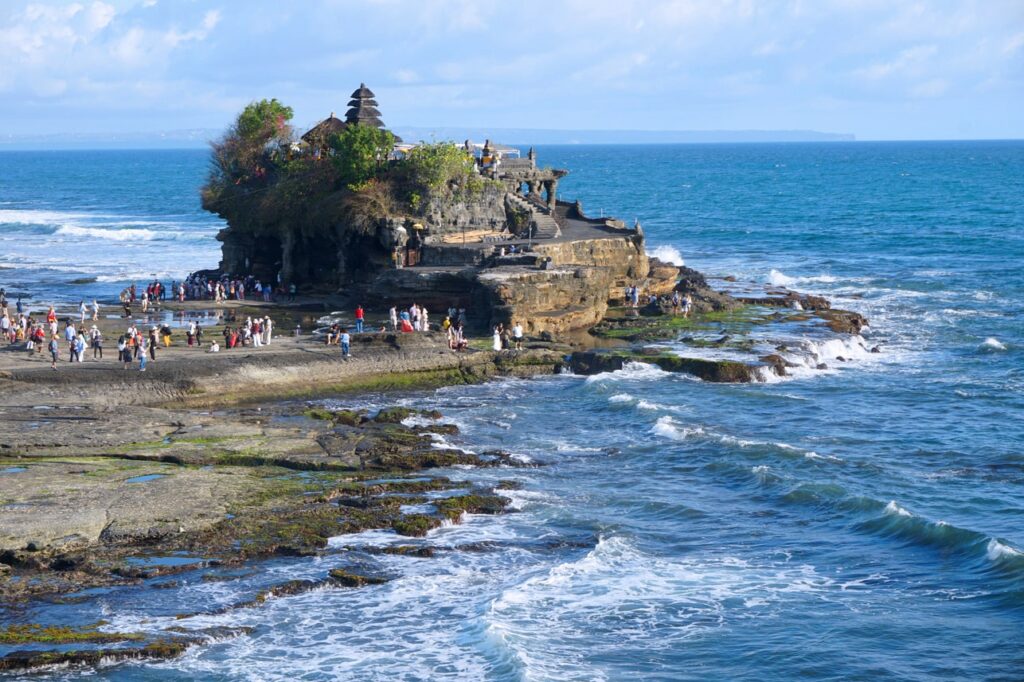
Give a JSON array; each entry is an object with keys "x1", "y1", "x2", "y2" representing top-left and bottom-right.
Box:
[
  {"x1": 114, "y1": 275, "x2": 298, "y2": 308},
  {"x1": 0, "y1": 282, "x2": 278, "y2": 370},
  {"x1": 3, "y1": 279, "x2": 540, "y2": 372},
  {"x1": 323, "y1": 303, "x2": 478, "y2": 355}
]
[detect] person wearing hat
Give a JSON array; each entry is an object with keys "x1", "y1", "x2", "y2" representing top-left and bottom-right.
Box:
[{"x1": 90, "y1": 324, "x2": 103, "y2": 359}]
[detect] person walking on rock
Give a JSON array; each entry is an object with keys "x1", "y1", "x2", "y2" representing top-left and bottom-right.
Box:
[
  {"x1": 48, "y1": 335, "x2": 59, "y2": 370},
  {"x1": 354, "y1": 305, "x2": 364, "y2": 334},
  {"x1": 512, "y1": 321, "x2": 524, "y2": 350},
  {"x1": 339, "y1": 328, "x2": 351, "y2": 358}
]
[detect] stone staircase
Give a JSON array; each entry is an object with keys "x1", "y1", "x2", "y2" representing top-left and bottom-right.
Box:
[{"x1": 507, "y1": 193, "x2": 561, "y2": 240}]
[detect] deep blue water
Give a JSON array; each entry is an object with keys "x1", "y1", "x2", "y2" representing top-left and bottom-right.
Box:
[{"x1": 3, "y1": 142, "x2": 1024, "y2": 680}]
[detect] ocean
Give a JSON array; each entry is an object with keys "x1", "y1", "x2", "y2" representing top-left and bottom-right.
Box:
[{"x1": 2, "y1": 141, "x2": 1023, "y2": 680}]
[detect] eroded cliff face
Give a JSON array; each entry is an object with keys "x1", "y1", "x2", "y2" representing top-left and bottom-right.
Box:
[
  {"x1": 420, "y1": 184, "x2": 507, "y2": 234},
  {"x1": 210, "y1": 177, "x2": 679, "y2": 333},
  {"x1": 533, "y1": 235, "x2": 650, "y2": 301},
  {"x1": 477, "y1": 266, "x2": 616, "y2": 333},
  {"x1": 213, "y1": 184, "x2": 509, "y2": 288}
]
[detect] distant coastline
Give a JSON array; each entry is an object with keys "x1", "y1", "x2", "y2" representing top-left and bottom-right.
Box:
[{"x1": 0, "y1": 127, "x2": 855, "y2": 151}]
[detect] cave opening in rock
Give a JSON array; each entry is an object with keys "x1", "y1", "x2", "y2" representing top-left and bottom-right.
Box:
[{"x1": 251, "y1": 235, "x2": 283, "y2": 282}]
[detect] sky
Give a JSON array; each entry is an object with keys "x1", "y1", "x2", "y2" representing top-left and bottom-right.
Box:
[{"x1": 0, "y1": 0, "x2": 1022, "y2": 141}]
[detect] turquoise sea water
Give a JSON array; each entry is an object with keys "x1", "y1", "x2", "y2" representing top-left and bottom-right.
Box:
[{"x1": 2, "y1": 142, "x2": 1023, "y2": 680}]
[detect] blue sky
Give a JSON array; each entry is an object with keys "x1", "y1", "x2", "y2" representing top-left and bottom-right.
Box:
[{"x1": 1, "y1": 0, "x2": 1022, "y2": 140}]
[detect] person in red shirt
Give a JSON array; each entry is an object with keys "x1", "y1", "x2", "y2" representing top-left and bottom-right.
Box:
[{"x1": 354, "y1": 305, "x2": 365, "y2": 333}]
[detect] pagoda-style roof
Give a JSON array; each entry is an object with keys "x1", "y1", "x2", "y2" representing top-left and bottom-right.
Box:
[
  {"x1": 347, "y1": 97, "x2": 378, "y2": 108},
  {"x1": 301, "y1": 113, "x2": 345, "y2": 143},
  {"x1": 345, "y1": 82, "x2": 386, "y2": 129},
  {"x1": 301, "y1": 84, "x2": 402, "y2": 145},
  {"x1": 350, "y1": 83, "x2": 375, "y2": 99}
]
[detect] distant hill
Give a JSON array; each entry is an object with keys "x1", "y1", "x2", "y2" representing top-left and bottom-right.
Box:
[
  {"x1": 0, "y1": 129, "x2": 221, "y2": 150},
  {"x1": 0, "y1": 126, "x2": 854, "y2": 151},
  {"x1": 391, "y1": 127, "x2": 856, "y2": 145}
]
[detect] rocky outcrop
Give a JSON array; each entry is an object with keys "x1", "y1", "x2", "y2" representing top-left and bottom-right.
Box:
[
  {"x1": 675, "y1": 266, "x2": 739, "y2": 312},
  {"x1": 477, "y1": 265, "x2": 616, "y2": 333},
  {"x1": 646, "y1": 258, "x2": 682, "y2": 297},
  {"x1": 568, "y1": 350, "x2": 775, "y2": 383}
]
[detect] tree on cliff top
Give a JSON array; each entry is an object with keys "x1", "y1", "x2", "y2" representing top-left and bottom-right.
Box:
[
  {"x1": 330, "y1": 125, "x2": 396, "y2": 189},
  {"x1": 204, "y1": 99, "x2": 295, "y2": 205}
]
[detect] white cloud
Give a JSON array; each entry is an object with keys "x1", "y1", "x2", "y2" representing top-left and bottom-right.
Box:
[
  {"x1": 1004, "y1": 31, "x2": 1024, "y2": 55},
  {"x1": 394, "y1": 69, "x2": 419, "y2": 84},
  {"x1": 910, "y1": 78, "x2": 949, "y2": 98},
  {"x1": 163, "y1": 9, "x2": 221, "y2": 48},
  {"x1": 854, "y1": 44, "x2": 937, "y2": 81}
]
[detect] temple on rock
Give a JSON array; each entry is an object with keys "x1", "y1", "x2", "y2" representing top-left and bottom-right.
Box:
[{"x1": 209, "y1": 84, "x2": 679, "y2": 333}]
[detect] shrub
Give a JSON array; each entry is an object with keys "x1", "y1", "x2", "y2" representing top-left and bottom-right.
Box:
[{"x1": 330, "y1": 125, "x2": 396, "y2": 189}]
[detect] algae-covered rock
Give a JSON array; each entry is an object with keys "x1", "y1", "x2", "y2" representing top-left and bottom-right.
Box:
[
  {"x1": 0, "y1": 640, "x2": 191, "y2": 672},
  {"x1": 0, "y1": 623, "x2": 145, "y2": 645},
  {"x1": 380, "y1": 545, "x2": 435, "y2": 558},
  {"x1": 392, "y1": 514, "x2": 441, "y2": 537},
  {"x1": 373, "y1": 407, "x2": 443, "y2": 424},
  {"x1": 328, "y1": 568, "x2": 389, "y2": 587},
  {"x1": 304, "y1": 408, "x2": 365, "y2": 426},
  {"x1": 435, "y1": 494, "x2": 509, "y2": 522},
  {"x1": 568, "y1": 351, "x2": 765, "y2": 383}
]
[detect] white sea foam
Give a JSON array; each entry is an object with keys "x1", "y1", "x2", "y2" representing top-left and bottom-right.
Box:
[
  {"x1": 986, "y1": 538, "x2": 1023, "y2": 562},
  {"x1": 584, "y1": 361, "x2": 671, "y2": 384},
  {"x1": 56, "y1": 224, "x2": 163, "y2": 241},
  {"x1": 0, "y1": 208, "x2": 111, "y2": 225},
  {"x1": 884, "y1": 500, "x2": 913, "y2": 517},
  {"x1": 608, "y1": 393, "x2": 633, "y2": 403},
  {"x1": 768, "y1": 268, "x2": 840, "y2": 288},
  {"x1": 647, "y1": 244, "x2": 685, "y2": 266},
  {"x1": 650, "y1": 416, "x2": 703, "y2": 441},
  {"x1": 486, "y1": 535, "x2": 835, "y2": 681},
  {"x1": 803, "y1": 451, "x2": 843, "y2": 463},
  {"x1": 768, "y1": 269, "x2": 796, "y2": 287},
  {"x1": 980, "y1": 337, "x2": 1007, "y2": 351}
]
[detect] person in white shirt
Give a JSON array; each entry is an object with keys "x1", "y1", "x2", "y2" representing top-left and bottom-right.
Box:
[{"x1": 512, "y1": 322, "x2": 524, "y2": 350}]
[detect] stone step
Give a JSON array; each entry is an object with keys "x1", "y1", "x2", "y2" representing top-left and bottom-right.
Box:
[{"x1": 532, "y1": 213, "x2": 561, "y2": 239}]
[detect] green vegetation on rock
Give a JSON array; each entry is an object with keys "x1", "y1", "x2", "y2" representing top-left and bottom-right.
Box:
[
  {"x1": 0, "y1": 623, "x2": 145, "y2": 645},
  {"x1": 328, "y1": 568, "x2": 389, "y2": 587},
  {"x1": 435, "y1": 494, "x2": 509, "y2": 522},
  {"x1": 392, "y1": 514, "x2": 441, "y2": 537}
]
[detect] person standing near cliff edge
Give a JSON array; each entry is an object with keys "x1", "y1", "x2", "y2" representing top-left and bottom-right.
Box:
[{"x1": 355, "y1": 305, "x2": 364, "y2": 333}]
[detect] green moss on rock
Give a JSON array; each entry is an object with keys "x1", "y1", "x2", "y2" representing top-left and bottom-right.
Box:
[
  {"x1": 328, "y1": 568, "x2": 389, "y2": 587},
  {"x1": 435, "y1": 494, "x2": 509, "y2": 522},
  {"x1": 392, "y1": 514, "x2": 441, "y2": 537},
  {"x1": 0, "y1": 623, "x2": 145, "y2": 645}
]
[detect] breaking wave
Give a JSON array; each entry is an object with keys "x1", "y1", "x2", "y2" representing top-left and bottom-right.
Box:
[
  {"x1": 980, "y1": 337, "x2": 1007, "y2": 352},
  {"x1": 647, "y1": 244, "x2": 685, "y2": 266},
  {"x1": 584, "y1": 362, "x2": 672, "y2": 384},
  {"x1": 768, "y1": 268, "x2": 840, "y2": 288}
]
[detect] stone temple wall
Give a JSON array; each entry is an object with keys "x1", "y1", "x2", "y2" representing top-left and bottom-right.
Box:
[{"x1": 420, "y1": 184, "x2": 507, "y2": 236}]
